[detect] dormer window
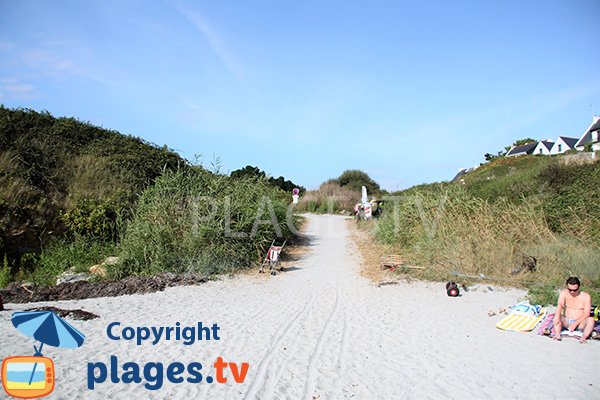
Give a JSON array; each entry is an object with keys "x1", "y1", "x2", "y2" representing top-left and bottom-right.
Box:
[{"x1": 558, "y1": 144, "x2": 562, "y2": 152}]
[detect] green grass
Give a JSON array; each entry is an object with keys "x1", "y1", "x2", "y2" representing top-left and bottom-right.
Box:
[
  {"x1": 463, "y1": 155, "x2": 554, "y2": 202},
  {"x1": 0, "y1": 254, "x2": 11, "y2": 288},
  {"x1": 463, "y1": 156, "x2": 600, "y2": 243},
  {"x1": 20, "y1": 239, "x2": 117, "y2": 286},
  {"x1": 528, "y1": 284, "x2": 600, "y2": 307}
]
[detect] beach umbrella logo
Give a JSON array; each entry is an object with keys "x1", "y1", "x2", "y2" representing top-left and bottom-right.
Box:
[{"x1": 2, "y1": 311, "x2": 86, "y2": 399}]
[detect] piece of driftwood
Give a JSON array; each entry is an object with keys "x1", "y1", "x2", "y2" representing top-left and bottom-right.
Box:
[
  {"x1": 380, "y1": 255, "x2": 424, "y2": 272},
  {"x1": 510, "y1": 255, "x2": 537, "y2": 275},
  {"x1": 21, "y1": 284, "x2": 34, "y2": 299}
]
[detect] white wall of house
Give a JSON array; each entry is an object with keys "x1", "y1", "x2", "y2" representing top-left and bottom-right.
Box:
[
  {"x1": 549, "y1": 137, "x2": 571, "y2": 155},
  {"x1": 576, "y1": 138, "x2": 600, "y2": 151},
  {"x1": 575, "y1": 115, "x2": 600, "y2": 150},
  {"x1": 532, "y1": 141, "x2": 553, "y2": 155}
]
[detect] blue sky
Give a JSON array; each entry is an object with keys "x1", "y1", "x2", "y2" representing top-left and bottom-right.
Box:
[{"x1": 1, "y1": 0, "x2": 599, "y2": 190}]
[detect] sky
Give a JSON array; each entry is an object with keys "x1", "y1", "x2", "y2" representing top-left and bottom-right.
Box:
[{"x1": 1, "y1": 0, "x2": 599, "y2": 190}]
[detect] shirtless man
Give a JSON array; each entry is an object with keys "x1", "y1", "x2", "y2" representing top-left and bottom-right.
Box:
[{"x1": 553, "y1": 277, "x2": 595, "y2": 343}]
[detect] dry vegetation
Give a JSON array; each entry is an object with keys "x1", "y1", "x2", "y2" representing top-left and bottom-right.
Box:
[
  {"x1": 347, "y1": 218, "x2": 400, "y2": 284},
  {"x1": 296, "y1": 181, "x2": 360, "y2": 214}
]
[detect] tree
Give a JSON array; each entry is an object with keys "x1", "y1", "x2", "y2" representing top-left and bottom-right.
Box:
[
  {"x1": 230, "y1": 165, "x2": 305, "y2": 193},
  {"x1": 335, "y1": 169, "x2": 380, "y2": 194},
  {"x1": 484, "y1": 150, "x2": 506, "y2": 162},
  {"x1": 513, "y1": 138, "x2": 537, "y2": 147},
  {"x1": 230, "y1": 165, "x2": 266, "y2": 179}
]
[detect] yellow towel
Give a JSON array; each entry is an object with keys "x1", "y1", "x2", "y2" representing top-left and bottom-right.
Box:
[{"x1": 496, "y1": 308, "x2": 546, "y2": 332}]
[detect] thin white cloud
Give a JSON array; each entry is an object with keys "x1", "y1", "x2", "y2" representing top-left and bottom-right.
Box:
[
  {"x1": 0, "y1": 80, "x2": 37, "y2": 100},
  {"x1": 172, "y1": 2, "x2": 244, "y2": 82},
  {"x1": 3, "y1": 41, "x2": 128, "y2": 89},
  {"x1": 19, "y1": 48, "x2": 83, "y2": 76}
]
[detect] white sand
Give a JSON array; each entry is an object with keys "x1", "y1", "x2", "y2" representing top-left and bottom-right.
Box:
[{"x1": 1, "y1": 214, "x2": 597, "y2": 399}]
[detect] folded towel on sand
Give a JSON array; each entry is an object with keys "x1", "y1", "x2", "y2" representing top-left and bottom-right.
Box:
[
  {"x1": 538, "y1": 313, "x2": 555, "y2": 335},
  {"x1": 511, "y1": 302, "x2": 542, "y2": 317},
  {"x1": 539, "y1": 313, "x2": 600, "y2": 339},
  {"x1": 496, "y1": 307, "x2": 546, "y2": 332}
]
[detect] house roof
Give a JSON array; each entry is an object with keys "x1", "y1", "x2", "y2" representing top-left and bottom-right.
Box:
[
  {"x1": 575, "y1": 117, "x2": 600, "y2": 147},
  {"x1": 558, "y1": 136, "x2": 578, "y2": 148},
  {"x1": 452, "y1": 169, "x2": 467, "y2": 181},
  {"x1": 506, "y1": 142, "x2": 538, "y2": 156},
  {"x1": 537, "y1": 140, "x2": 554, "y2": 151}
]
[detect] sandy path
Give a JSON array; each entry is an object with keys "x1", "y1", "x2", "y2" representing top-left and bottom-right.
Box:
[{"x1": 1, "y1": 214, "x2": 597, "y2": 399}]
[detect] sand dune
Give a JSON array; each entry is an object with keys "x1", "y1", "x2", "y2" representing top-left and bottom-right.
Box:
[{"x1": 0, "y1": 214, "x2": 597, "y2": 399}]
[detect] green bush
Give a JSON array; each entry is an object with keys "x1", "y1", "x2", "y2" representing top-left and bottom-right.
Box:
[
  {"x1": 61, "y1": 196, "x2": 128, "y2": 240},
  {"x1": 0, "y1": 106, "x2": 187, "y2": 272},
  {"x1": 112, "y1": 169, "x2": 298, "y2": 278},
  {"x1": 335, "y1": 169, "x2": 380, "y2": 194}
]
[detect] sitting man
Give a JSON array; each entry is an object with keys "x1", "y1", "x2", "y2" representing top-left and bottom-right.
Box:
[{"x1": 553, "y1": 277, "x2": 595, "y2": 343}]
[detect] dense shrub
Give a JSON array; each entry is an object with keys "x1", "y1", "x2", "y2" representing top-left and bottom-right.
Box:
[
  {"x1": 61, "y1": 196, "x2": 129, "y2": 240},
  {"x1": 335, "y1": 169, "x2": 381, "y2": 194},
  {"x1": 0, "y1": 106, "x2": 187, "y2": 269}
]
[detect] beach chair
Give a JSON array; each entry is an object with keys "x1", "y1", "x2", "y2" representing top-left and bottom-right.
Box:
[{"x1": 259, "y1": 240, "x2": 286, "y2": 275}]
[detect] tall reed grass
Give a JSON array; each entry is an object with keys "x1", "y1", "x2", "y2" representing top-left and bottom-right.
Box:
[
  {"x1": 374, "y1": 185, "x2": 600, "y2": 288},
  {"x1": 111, "y1": 169, "x2": 297, "y2": 278},
  {"x1": 296, "y1": 181, "x2": 359, "y2": 213}
]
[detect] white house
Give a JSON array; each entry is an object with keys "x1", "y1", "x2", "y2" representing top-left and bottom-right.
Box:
[
  {"x1": 549, "y1": 136, "x2": 578, "y2": 155},
  {"x1": 506, "y1": 142, "x2": 538, "y2": 157},
  {"x1": 532, "y1": 140, "x2": 554, "y2": 155},
  {"x1": 574, "y1": 116, "x2": 600, "y2": 151}
]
